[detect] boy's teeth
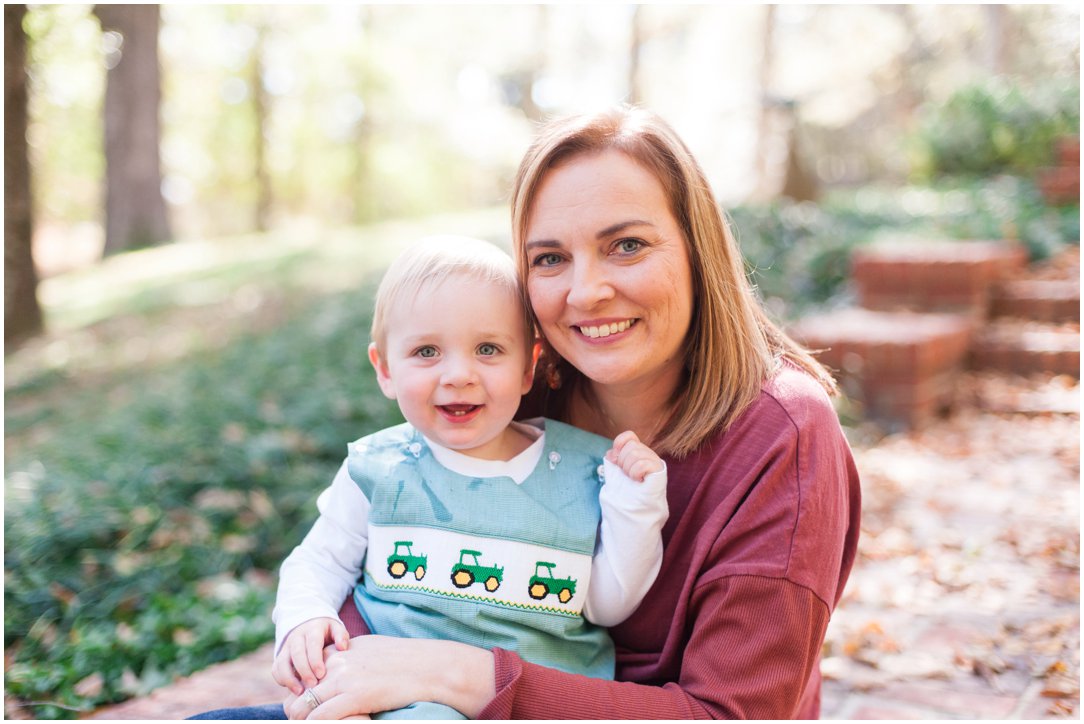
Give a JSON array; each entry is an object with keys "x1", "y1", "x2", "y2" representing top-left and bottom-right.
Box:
[{"x1": 579, "y1": 320, "x2": 632, "y2": 338}]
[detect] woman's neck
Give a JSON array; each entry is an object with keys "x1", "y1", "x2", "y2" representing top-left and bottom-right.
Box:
[{"x1": 569, "y1": 376, "x2": 678, "y2": 446}]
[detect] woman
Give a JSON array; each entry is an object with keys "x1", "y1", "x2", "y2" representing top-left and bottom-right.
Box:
[{"x1": 206, "y1": 105, "x2": 861, "y2": 720}]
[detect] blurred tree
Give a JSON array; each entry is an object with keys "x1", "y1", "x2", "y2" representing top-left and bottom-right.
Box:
[
  {"x1": 94, "y1": 4, "x2": 171, "y2": 256},
  {"x1": 5, "y1": 4, "x2": 43, "y2": 346},
  {"x1": 250, "y1": 16, "x2": 270, "y2": 231}
]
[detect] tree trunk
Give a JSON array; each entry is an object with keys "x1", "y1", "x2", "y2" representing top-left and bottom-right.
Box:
[
  {"x1": 94, "y1": 4, "x2": 171, "y2": 256},
  {"x1": 251, "y1": 17, "x2": 271, "y2": 232},
  {"x1": 5, "y1": 4, "x2": 43, "y2": 346}
]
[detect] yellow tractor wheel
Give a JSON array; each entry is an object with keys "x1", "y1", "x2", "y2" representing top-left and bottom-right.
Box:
[
  {"x1": 529, "y1": 583, "x2": 548, "y2": 600},
  {"x1": 414, "y1": 565, "x2": 426, "y2": 581},
  {"x1": 558, "y1": 588, "x2": 573, "y2": 604},
  {"x1": 388, "y1": 561, "x2": 407, "y2": 578},
  {"x1": 484, "y1": 576, "x2": 500, "y2": 592},
  {"x1": 452, "y1": 570, "x2": 473, "y2": 588}
]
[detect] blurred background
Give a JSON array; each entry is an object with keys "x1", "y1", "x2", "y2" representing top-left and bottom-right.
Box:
[{"x1": 4, "y1": 4, "x2": 1080, "y2": 720}]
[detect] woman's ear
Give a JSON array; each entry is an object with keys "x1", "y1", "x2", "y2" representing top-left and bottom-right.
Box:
[
  {"x1": 522, "y1": 341, "x2": 542, "y2": 393},
  {"x1": 368, "y1": 342, "x2": 397, "y2": 400}
]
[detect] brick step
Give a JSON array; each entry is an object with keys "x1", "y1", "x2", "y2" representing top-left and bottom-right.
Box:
[
  {"x1": 969, "y1": 321, "x2": 1080, "y2": 378},
  {"x1": 990, "y1": 278, "x2": 1080, "y2": 323},
  {"x1": 1036, "y1": 166, "x2": 1081, "y2": 207},
  {"x1": 852, "y1": 240, "x2": 1028, "y2": 316},
  {"x1": 790, "y1": 308, "x2": 975, "y2": 430}
]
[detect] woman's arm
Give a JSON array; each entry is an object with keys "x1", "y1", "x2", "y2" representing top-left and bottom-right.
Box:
[
  {"x1": 291, "y1": 576, "x2": 828, "y2": 720},
  {"x1": 482, "y1": 576, "x2": 830, "y2": 719},
  {"x1": 282, "y1": 636, "x2": 496, "y2": 720}
]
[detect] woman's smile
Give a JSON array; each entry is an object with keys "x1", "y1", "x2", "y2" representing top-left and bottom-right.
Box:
[
  {"x1": 574, "y1": 318, "x2": 638, "y2": 340},
  {"x1": 525, "y1": 149, "x2": 694, "y2": 393}
]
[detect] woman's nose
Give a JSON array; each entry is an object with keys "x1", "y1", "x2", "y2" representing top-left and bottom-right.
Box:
[{"x1": 566, "y1": 259, "x2": 614, "y2": 309}]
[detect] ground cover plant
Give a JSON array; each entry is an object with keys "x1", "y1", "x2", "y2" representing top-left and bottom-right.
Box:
[{"x1": 4, "y1": 181, "x2": 1077, "y2": 717}]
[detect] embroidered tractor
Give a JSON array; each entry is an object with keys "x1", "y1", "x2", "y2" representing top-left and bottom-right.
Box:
[
  {"x1": 527, "y1": 561, "x2": 577, "y2": 604},
  {"x1": 386, "y1": 541, "x2": 427, "y2": 581},
  {"x1": 450, "y1": 549, "x2": 503, "y2": 592}
]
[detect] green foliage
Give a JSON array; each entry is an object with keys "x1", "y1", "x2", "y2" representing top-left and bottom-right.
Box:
[
  {"x1": 910, "y1": 78, "x2": 1080, "y2": 179},
  {"x1": 734, "y1": 176, "x2": 1079, "y2": 317},
  {"x1": 5, "y1": 287, "x2": 402, "y2": 718}
]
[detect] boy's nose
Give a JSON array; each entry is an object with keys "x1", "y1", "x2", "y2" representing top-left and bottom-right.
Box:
[{"x1": 441, "y1": 356, "x2": 478, "y2": 386}]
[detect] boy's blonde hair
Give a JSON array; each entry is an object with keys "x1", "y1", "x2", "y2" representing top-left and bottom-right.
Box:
[{"x1": 370, "y1": 236, "x2": 534, "y2": 358}]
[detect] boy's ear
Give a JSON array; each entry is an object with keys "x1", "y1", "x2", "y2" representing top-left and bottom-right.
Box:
[
  {"x1": 522, "y1": 341, "x2": 542, "y2": 394},
  {"x1": 368, "y1": 343, "x2": 397, "y2": 400}
]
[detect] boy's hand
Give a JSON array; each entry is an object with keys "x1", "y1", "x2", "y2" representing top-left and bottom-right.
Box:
[
  {"x1": 272, "y1": 617, "x2": 350, "y2": 695},
  {"x1": 607, "y1": 430, "x2": 664, "y2": 482}
]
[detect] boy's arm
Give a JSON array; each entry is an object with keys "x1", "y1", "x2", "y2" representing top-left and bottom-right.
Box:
[
  {"x1": 582, "y1": 457, "x2": 668, "y2": 627},
  {"x1": 272, "y1": 461, "x2": 371, "y2": 654}
]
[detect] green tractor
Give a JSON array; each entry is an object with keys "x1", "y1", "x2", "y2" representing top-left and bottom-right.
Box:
[
  {"x1": 386, "y1": 541, "x2": 427, "y2": 581},
  {"x1": 450, "y1": 549, "x2": 503, "y2": 592},
  {"x1": 527, "y1": 561, "x2": 577, "y2": 604}
]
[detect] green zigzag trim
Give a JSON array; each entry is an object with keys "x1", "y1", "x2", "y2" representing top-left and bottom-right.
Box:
[{"x1": 365, "y1": 573, "x2": 582, "y2": 619}]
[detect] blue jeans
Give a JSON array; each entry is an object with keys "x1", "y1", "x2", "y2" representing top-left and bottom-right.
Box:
[
  {"x1": 188, "y1": 704, "x2": 285, "y2": 719},
  {"x1": 188, "y1": 702, "x2": 465, "y2": 720}
]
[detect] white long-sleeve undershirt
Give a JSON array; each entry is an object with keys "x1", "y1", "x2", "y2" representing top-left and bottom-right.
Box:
[{"x1": 272, "y1": 420, "x2": 668, "y2": 653}]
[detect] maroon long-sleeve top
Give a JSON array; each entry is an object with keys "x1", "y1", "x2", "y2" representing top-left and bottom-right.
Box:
[{"x1": 480, "y1": 365, "x2": 862, "y2": 719}]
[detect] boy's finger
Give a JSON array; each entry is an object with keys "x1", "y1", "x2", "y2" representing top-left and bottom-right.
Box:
[
  {"x1": 612, "y1": 430, "x2": 638, "y2": 454},
  {"x1": 290, "y1": 638, "x2": 318, "y2": 688},
  {"x1": 331, "y1": 621, "x2": 350, "y2": 650},
  {"x1": 306, "y1": 630, "x2": 327, "y2": 680},
  {"x1": 272, "y1": 656, "x2": 303, "y2": 695}
]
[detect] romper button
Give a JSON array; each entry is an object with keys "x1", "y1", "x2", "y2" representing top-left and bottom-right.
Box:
[{"x1": 548, "y1": 452, "x2": 561, "y2": 470}]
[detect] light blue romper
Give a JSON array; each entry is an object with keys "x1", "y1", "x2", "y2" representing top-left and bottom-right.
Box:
[{"x1": 347, "y1": 420, "x2": 615, "y2": 720}]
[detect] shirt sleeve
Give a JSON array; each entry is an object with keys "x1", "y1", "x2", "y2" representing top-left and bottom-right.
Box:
[
  {"x1": 480, "y1": 575, "x2": 830, "y2": 719},
  {"x1": 582, "y1": 458, "x2": 668, "y2": 626},
  {"x1": 271, "y1": 461, "x2": 371, "y2": 654}
]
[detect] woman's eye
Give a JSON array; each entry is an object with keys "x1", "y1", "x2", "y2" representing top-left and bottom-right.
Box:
[
  {"x1": 616, "y1": 238, "x2": 644, "y2": 254},
  {"x1": 531, "y1": 253, "x2": 563, "y2": 267},
  {"x1": 415, "y1": 346, "x2": 438, "y2": 358},
  {"x1": 477, "y1": 343, "x2": 499, "y2": 356}
]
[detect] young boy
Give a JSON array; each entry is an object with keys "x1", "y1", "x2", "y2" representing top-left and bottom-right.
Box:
[{"x1": 271, "y1": 236, "x2": 668, "y2": 719}]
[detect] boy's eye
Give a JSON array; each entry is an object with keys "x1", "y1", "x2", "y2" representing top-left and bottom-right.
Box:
[
  {"x1": 415, "y1": 346, "x2": 438, "y2": 358},
  {"x1": 477, "y1": 343, "x2": 499, "y2": 356}
]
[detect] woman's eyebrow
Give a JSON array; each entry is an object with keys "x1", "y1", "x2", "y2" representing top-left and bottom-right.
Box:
[
  {"x1": 526, "y1": 220, "x2": 652, "y2": 249},
  {"x1": 596, "y1": 219, "x2": 650, "y2": 239},
  {"x1": 525, "y1": 239, "x2": 561, "y2": 250}
]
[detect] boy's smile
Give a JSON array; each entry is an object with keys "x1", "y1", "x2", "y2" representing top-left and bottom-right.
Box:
[{"x1": 369, "y1": 274, "x2": 536, "y2": 461}]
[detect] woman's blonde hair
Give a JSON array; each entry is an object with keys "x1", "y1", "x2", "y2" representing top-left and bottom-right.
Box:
[
  {"x1": 511, "y1": 106, "x2": 836, "y2": 458},
  {"x1": 370, "y1": 235, "x2": 532, "y2": 359}
]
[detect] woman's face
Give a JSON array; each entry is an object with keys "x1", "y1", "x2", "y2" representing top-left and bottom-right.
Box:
[{"x1": 524, "y1": 149, "x2": 695, "y2": 395}]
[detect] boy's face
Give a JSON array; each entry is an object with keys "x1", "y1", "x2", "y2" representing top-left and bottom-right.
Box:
[{"x1": 369, "y1": 275, "x2": 536, "y2": 460}]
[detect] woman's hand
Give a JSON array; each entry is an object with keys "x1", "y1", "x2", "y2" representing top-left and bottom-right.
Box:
[{"x1": 282, "y1": 635, "x2": 496, "y2": 720}]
